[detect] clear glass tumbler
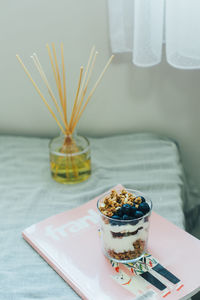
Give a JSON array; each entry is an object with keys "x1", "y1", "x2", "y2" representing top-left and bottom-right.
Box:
[
  {"x1": 49, "y1": 133, "x2": 91, "y2": 184},
  {"x1": 97, "y1": 189, "x2": 152, "y2": 263}
]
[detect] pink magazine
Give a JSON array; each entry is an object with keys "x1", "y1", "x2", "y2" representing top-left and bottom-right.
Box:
[{"x1": 22, "y1": 185, "x2": 200, "y2": 300}]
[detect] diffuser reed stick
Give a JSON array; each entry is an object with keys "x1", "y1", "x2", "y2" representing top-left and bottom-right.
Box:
[
  {"x1": 70, "y1": 51, "x2": 98, "y2": 132},
  {"x1": 61, "y1": 42, "x2": 67, "y2": 125},
  {"x1": 16, "y1": 54, "x2": 66, "y2": 135},
  {"x1": 31, "y1": 53, "x2": 67, "y2": 129},
  {"x1": 71, "y1": 54, "x2": 114, "y2": 132},
  {"x1": 69, "y1": 66, "x2": 84, "y2": 130}
]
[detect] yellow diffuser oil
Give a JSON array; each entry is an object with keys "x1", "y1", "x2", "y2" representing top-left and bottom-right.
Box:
[{"x1": 49, "y1": 134, "x2": 91, "y2": 184}]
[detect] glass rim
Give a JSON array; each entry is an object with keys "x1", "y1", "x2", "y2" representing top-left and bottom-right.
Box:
[
  {"x1": 97, "y1": 188, "x2": 153, "y2": 222},
  {"x1": 48, "y1": 134, "x2": 90, "y2": 157}
]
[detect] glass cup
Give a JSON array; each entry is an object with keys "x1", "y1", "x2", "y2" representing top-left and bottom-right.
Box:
[
  {"x1": 97, "y1": 189, "x2": 152, "y2": 263},
  {"x1": 49, "y1": 133, "x2": 91, "y2": 184}
]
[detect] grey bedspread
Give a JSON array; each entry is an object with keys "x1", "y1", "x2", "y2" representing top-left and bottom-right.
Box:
[{"x1": 0, "y1": 133, "x2": 194, "y2": 299}]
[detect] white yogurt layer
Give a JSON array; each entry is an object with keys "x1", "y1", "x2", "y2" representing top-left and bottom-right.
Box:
[{"x1": 101, "y1": 218, "x2": 149, "y2": 253}]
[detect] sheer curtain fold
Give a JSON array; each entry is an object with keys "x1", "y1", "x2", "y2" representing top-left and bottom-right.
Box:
[{"x1": 108, "y1": 0, "x2": 200, "y2": 69}]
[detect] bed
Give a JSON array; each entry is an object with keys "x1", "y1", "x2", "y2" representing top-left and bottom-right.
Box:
[{"x1": 0, "y1": 133, "x2": 198, "y2": 299}]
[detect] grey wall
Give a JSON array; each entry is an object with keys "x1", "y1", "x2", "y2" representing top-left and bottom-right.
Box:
[{"x1": 0, "y1": 0, "x2": 200, "y2": 188}]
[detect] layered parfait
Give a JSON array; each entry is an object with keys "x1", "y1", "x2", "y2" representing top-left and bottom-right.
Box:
[{"x1": 97, "y1": 189, "x2": 152, "y2": 262}]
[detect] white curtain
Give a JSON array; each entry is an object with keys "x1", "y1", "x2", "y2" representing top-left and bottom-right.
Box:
[{"x1": 108, "y1": 0, "x2": 200, "y2": 69}]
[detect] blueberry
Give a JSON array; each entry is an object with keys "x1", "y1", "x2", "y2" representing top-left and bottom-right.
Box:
[
  {"x1": 111, "y1": 215, "x2": 121, "y2": 220},
  {"x1": 122, "y1": 214, "x2": 130, "y2": 220},
  {"x1": 140, "y1": 196, "x2": 146, "y2": 203},
  {"x1": 129, "y1": 219, "x2": 139, "y2": 226},
  {"x1": 110, "y1": 215, "x2": 121, "y2": 226},
  {"x1": 121, "y1": 204, "x2": 132, "y2": 215},
  {"x1": 135, "y1": 210, "x2": 144, "y2": 219},
  {"x1": 115, "y1": 208, "x2": 123, "y2": 218},
  {"x1": 129, "y1": 206, "x2": 137, "y2": 217},
  {"x1": 138, "y1": 202, "x2": 150, "y2": 214}
]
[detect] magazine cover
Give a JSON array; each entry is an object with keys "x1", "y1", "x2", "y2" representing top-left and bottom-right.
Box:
[{"x1": 22, "y1": 185, "x2": 200, "y2": 300}]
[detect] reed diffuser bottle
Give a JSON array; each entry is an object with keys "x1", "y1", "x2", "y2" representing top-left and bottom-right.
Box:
[
  {"x1": 49, "y1": 133, "x2": 91, "y2": 184},
  {"x1": 16, "y1": 43, "x2": 114, "y2": 184}
]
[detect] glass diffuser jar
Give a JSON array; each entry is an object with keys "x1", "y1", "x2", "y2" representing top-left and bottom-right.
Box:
[{"x1": 49, "y1": 133, "x2": 91, "y2": 184}]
